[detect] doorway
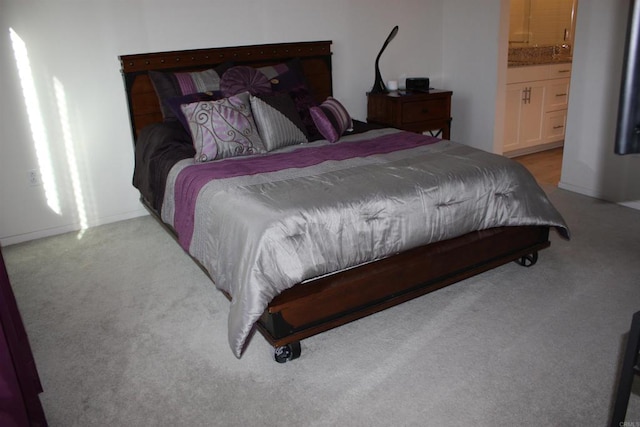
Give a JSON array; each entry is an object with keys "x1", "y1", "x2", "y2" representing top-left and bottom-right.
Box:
[{"x1": 502, "y1": 0, "x2": 579, "y2": 185}]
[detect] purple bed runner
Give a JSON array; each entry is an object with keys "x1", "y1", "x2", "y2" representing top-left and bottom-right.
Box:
[{"x1": 174, "y1": 131, "x2": 440, "y2": 249}]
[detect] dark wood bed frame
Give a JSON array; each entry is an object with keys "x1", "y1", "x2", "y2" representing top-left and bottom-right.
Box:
[{"x1": 120, "y1": 40, "x2": 552, "y2": 361}]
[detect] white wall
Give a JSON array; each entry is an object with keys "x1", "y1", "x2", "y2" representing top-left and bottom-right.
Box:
[
  {"x1": 3, "y1": 0, "x2": 637, "y2": 246},
  {"x1": 441, "y1": 0, "x2": 506, "y2": 153},
  {"x1": 0, "y1": 0, "x2": 443, "y2": 245},
  {"x1": 560, "y1": 0, "x2": 640, "y2": 209},
  {"x1": 439, "y1": 0, "x2": 640, "y2": 212}
]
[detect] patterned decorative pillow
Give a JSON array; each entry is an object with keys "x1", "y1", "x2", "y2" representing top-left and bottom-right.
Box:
[
  {"x1": 220, "y1": 66, "x2": 272, "y2": 97},
  {"x1": 309, "y1": 97, "x2": 353, "y2": 143},
  {"x1": 166, "y1": 91, "x2": 224, "y2": 131},
  {"x1": 180, "y1": 92, "x2": 265, "y2": 162},
  {"x1": 250, "y1": 93, "x2": 309, "y2": 151},
  {"x1": 148, "y1": 62, "x2": 233, "y2": 121}
]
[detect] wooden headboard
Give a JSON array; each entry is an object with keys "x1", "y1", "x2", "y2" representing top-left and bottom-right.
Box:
[{"x1": 119, "y1": 40, "x2": 333, "y2": 141}]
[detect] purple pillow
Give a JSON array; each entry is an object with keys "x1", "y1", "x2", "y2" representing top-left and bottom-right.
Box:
[
  {"x1": 220, "y1": 66, "x2": 272, "y2": 97},
  {"x1": 309, "y1": 97, "x2": 353, "y2": 143},
  {"x1": 180, "y1": 92, "x2": 265, "y2": 162}
]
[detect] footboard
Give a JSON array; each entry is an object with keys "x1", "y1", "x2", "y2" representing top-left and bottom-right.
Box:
[{"x1": 257, "y1": 226, "x2": 550, "y2": 349}]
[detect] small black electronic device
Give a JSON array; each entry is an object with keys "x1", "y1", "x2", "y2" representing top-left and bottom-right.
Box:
[{"x1": 406, "y1": 77, "x2": 430, "y2": 92}]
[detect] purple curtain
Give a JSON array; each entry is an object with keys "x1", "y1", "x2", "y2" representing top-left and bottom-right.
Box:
[{"x1": 0, "y1": 247, "x2": 47, "y2": 426}]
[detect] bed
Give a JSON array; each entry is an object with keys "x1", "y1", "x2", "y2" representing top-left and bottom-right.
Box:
[{"x1": 119, "y1": 40, "x2": 569, "y2": 362}]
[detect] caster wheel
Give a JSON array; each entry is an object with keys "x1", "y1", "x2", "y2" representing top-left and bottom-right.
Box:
[
  {"x1": 274, "y1": 341, "x2": 301, "y2": 363},
  {"x1": 516, "y1": 252, "x2": 538, "y2": 267}
]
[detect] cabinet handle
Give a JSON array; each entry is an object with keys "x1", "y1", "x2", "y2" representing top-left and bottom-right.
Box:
[
  {"x1": 555, "y1": 93, "x2": 567, "y2": 97},
  {"x1": 553, "y1": 125, "x2": 565, "y2": 129},
  {"x1": 522, "y1": 87, "x2": 532, "y2": 104},
  {"x1": 558, "y1": 70, "x2": 571, "y2": 73}
]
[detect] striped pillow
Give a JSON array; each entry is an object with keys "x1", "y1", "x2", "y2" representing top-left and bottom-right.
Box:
[
  {"x1": 173, "y1": 69, "x2": 222, "y2": 94},
  {"x1": 309, "y1": 97, "x2": 353, "y2": 143},
  {"x1": 250, "y1": 93, "x2": 309, "y2": 151},
  {"x1": 148, "y1": 62, "x2": 232, "y2": 121}
]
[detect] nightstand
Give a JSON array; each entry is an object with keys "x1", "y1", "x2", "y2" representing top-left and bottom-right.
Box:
[{"x1": 367, "y1": 89, "x2": 453, "y2": 139}]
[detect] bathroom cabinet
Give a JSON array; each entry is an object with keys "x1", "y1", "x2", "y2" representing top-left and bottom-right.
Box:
[{"x1": 503, "y1": 63, "x2": 571, "y2": 156}]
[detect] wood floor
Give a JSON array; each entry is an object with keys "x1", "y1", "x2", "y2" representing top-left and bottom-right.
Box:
[{"x1": 513, "y1": 147, "x2": 563, "y2": 186}]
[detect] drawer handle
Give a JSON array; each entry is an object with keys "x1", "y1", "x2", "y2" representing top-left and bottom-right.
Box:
[
  {"x1": 553, "y1": 125, "x2": 565, "y2": 129},
  {"x1": 555, "y1": 93, "x2": 567, "y2": 97},
  {"x1": 558, "y1": 69, "x2": 571, "y2": 73}
]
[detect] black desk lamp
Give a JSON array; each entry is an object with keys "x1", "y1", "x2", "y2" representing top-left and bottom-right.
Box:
[{"x1": 370, "y1": 25, "x2": 399, "y2": 94}]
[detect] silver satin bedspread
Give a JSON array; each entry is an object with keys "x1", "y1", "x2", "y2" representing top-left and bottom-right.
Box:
[{"x1": 161, "y1": 128, "x2": 569, "y2": 357}]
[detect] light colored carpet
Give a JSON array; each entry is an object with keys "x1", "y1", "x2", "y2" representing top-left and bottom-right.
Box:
[{"x1": 3, "y1": 186, "x2": 640, "y2": 426}]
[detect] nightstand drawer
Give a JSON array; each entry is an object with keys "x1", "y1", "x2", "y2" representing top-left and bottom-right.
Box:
[
  {"x1": 402, "y1": 99, "x2": 449, "y2": 124},
  {"x1": 367, "y1": 89, "x2": 452, "y2": 139}
]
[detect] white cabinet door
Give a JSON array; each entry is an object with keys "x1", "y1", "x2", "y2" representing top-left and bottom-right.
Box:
[
  {"x1": 504, "y1": 81, "x2": 546, "y2": 152},
  {"x1": 520, "y1": 82, "x2": 546, "y2": 148},
  {"x1": 503, "y1": 84, "x2": 525, "y2": 152}
]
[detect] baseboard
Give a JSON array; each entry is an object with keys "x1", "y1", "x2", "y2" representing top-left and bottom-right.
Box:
[
  {"x1": 620, "y1": 200, "x2": 640, "y2": 210},
  {"x1": 0, "y1": 209, "x2": 148, "y2": 247},
  {"x1": 558, "y1": 182, "x2": 640, "y2": 211},
  {"x1": 557, "y1": 181, "x2": 602, "y2": 199}
]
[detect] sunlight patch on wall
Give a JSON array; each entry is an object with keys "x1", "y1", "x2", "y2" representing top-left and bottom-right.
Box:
[
  {"x1": 53, "y1": 77, "x2": 88, "y2": 238},
  {"x1": 10, "y1": 27, "x2": 61, "y2": 215}
]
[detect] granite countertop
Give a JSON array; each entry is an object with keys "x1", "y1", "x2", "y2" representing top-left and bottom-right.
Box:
[
  {"x1": 508, "y1": 46, "x2": 572, "y2": 68},
  {"x1": 508, "y1": 57, "x2": 573, "y2": 68}
]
